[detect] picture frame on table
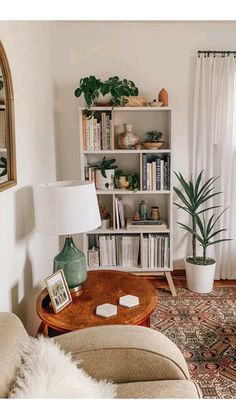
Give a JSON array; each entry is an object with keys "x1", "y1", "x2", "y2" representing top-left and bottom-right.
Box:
[{"x1": 45, "y1": 269, "x2": 72, "y2": 314}]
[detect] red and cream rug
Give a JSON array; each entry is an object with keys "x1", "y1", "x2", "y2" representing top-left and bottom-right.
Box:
[{"x1": 151, "y1": 286, "x2": 236, "y2": 399}]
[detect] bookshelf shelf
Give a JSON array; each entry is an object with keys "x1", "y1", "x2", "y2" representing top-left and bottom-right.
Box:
[
  {"x1": 87, "y1": 228, "x2": 170, "y2": 235},
  {"x1": 96, "y1": 189, "x2": 171, "y2": 195},
  {"x1": 78, "y1": 106, "x2": 176, "y2": 295},
  {"x1": 84, "y1": 149, "x2": 171, "y2": 155}
]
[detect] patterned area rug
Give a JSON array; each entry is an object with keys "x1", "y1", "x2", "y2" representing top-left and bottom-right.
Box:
[{"x1": 150, "y1": 286, "x2": 236, "y2": 399}]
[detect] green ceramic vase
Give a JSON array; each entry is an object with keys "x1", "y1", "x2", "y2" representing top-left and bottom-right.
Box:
[{"x1": 53, "y1": 237, "x2": 87, "y2": 292}]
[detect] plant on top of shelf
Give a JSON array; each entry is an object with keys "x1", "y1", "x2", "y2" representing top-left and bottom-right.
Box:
[
  {"x1": 143, "y1": 130, "x2": 165, "y2": 149},
  {"x1": 74, "y1": 76, "x2": 102, "y2": 116},
  {"x1": 101, "y1": 76, "x2": 139, "y2": 106},
  {"x1": 94, "y1": 157, "x2": 118, "y2": 190},
  {"x1": 74, "y1": 75, "x2": 139, "y2": 112},
  {"x1": 174, "y1": 170, "x2": 231, "y2": 294},
  {"x1": 114, "y1": 169, "x2": 140, "y2": 192}
]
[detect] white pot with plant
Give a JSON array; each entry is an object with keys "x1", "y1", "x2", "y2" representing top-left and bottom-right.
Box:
[
  {"x1": 174, "y1": 171, "x2": 231, "y2": 294},
  {"x1": 95, "y1": 157, "x2": 117, "y2": 190}
]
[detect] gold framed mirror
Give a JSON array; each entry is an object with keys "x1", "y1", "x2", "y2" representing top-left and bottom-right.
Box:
[{"x1": 0, "y1": 41, "x2": 16, "y2": 192}]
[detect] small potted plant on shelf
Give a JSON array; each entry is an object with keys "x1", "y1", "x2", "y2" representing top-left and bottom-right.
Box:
[
  {"x1": 95, "y1": 157, "x2": 117, "y2": 190},
  {"x1": 114, "y1": 170, "x2": 140, "y2": 191},
  {"x1": 143, "y1": 130, "x2": 165, "y2": 149},
  {"x1": 174, "y1": 171, "x2": 231, "y2": 293}
]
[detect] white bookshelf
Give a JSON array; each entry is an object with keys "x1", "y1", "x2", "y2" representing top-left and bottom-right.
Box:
[{"x1": 78, "y1": 106, "x2": 176, "y2": 296}]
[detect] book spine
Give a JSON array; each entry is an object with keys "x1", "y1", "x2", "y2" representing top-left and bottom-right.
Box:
[
  {"x1": 106, "y1": 114, "x2": 110, "y2": 150},
  {"x1": 101, "y1": 113, "x2": 106, "y2": 150},
  {"x1": 93, "y1": 118, "x2": 98, "y2": 150},
  {"x1": 160, "y1": 159, "x2": 164, "y2": 190},
  {"x1": 96, "y1": 123, "x2": 101, "y2": 150},
  {"x1": 110, "y1": 118, "x2": 114, "y2": 149},
  {"x1": 167, "y1": 154, "x2": 170, "y2": 190},
  {"x1": 85, "y1": 118, "x2": 90, "y2": 150},
  {"x1": 142, "y1": 154, "x2": 147, "y2": 190},
  {"x1": 152, "y1": 161, "x2": 156, "y2": 191},
  {"x1": 82, "y1": 114, "x2": 87, "y2": 150},
  {"x1": 156, "y1": 157, "x2": 161, "y2": 190}
]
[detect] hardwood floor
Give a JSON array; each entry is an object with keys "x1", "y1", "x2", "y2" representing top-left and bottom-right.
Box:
[{"x1": 142, "y1": 272, "x2": 236, "y2": 289}]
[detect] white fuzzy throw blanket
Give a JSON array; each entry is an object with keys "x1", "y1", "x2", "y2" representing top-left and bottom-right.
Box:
[{"x1": 9, "y1": 335, "x2": 116, "y2": 399}]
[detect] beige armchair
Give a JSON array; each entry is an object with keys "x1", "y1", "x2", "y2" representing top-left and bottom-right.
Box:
[{"x1": 0, "y1": 312, "x2": 201, "y2": 398}]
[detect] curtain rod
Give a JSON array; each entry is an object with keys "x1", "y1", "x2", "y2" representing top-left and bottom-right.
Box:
[{"x1": 198, "y1": 50, "x2": 236, "y2": 57}]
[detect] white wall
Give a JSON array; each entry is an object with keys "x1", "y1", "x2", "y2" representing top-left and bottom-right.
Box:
[
  {"x1": 0, "y1": 22, "x2": 59, "y2": 335},
  {"x1": 52, "y1": 21, "x2": 236, "y2": 268}
]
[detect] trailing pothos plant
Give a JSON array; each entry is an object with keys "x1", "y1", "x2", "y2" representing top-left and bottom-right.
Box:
[
  {"x1": 114, "y1": 169, "x2": 140, "y2": 191},
  {"x1": 101, "y1": 76, "x2": 139, "y2": 106},
  {"x1": 74, "y1": 75, "x2": 139, "y2": 115},
  {"x1": 174, "y1": 170, "x2": 231, "y2": 265}
]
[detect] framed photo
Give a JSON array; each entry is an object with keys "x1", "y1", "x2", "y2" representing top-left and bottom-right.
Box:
[{"x1": 45, "y1": 269, "x2": 72, "y2": 314}]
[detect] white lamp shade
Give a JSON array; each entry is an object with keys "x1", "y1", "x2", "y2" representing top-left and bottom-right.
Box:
[{"x1": 34, "y1": 181, "x2": 101, "y2": 235}]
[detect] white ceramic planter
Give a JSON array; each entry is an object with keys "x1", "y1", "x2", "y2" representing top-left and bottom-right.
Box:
[
  {"x1": 185, "y1": 257, "x2": 216, "y2": 294},
  {"x1": 96, "y1": 169, "x2": 114, "y2": 190},
  {"x1": 94, "y1": 92, "x2": 112, "y2": 105}
]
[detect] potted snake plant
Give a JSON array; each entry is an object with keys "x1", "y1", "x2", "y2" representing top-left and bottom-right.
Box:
[{"x1": 174, "y1": 171, "x2": 231, "y2": 293}]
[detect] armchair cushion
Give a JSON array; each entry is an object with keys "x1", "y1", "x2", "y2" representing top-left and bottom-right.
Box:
[
  {"x1": 117, "y1": 380, "x2": 201, "y2": 399},
  {"x1": 54, "y1": 324, "x2": 190, "y2": 383}
]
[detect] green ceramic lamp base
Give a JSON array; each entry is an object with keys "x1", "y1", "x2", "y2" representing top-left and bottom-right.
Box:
[{"x1": 53, "y1": 237, "x2": 87, "y2": 293}]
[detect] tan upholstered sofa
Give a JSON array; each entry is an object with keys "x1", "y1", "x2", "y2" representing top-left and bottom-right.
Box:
[{"x1": 0, "y1": 312, "x2": 201, "y2": 398}]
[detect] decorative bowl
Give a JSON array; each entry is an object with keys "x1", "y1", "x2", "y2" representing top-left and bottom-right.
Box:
[{"x1": 142, "y1": 141, "x2": 165, "y2": 149}]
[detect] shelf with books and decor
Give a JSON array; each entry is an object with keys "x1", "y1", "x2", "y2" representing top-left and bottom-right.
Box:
[{"x1": 78, "y1": 106, "x2": 176, "y2": 296}]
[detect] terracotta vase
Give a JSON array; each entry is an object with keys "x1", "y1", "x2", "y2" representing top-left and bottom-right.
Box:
[{"x1": 158, "y1": 88, "x2": 168, "y2": 106}]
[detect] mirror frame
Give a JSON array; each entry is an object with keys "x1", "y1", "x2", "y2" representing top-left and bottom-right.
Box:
[{"x1": 0, "y1": 40, "x2": 16, "y2": 192}]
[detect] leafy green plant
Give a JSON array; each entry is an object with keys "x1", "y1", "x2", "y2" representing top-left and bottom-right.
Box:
[
  {"x1": 95, "y1": 157, "x2": 117, "y2": 178},
  {"x1": 114, "y1": 170, "x2": 140, "y2": 191},
  {"x1": 0, "y1": 156, "x2": 7, "y2": 177},
  {"x1": 74, "y1": 76, "x2": 102, "y2": 109},
  {"x1": 145, "y1": 130, "x2": 163, "y2": 143},
  {"x1": 174, "y1": 171, "x2": 226, "y2": 265},
  {"x1": 101, "y1": 76, "x2": 139, "y2": 106}
]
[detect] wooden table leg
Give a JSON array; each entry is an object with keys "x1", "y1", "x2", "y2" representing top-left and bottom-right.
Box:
[
  {"x1": 37, "y1": 321, "x2": 48, "y2": 336},
  {"x1": 165, "y1": 272, "x2": 177, "y2": 296}
]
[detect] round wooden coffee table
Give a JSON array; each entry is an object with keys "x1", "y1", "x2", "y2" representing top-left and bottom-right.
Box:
[{"x1": 36, "y1": 270, "x2": 157, "y2": 336}]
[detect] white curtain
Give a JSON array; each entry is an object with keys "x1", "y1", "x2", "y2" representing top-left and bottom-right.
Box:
[{"x1": 192, "y1": 54, "x2": 236, "y2": 279}]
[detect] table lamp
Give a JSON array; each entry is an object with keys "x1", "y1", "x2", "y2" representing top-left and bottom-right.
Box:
[{"x1": 34, "y1": 180, "x2": 101, "y2": 292}]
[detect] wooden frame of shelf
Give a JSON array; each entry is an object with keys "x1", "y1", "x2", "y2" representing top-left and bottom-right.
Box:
[{"x1": 78, "y1": 106, "x2": 176, "y2": 296}]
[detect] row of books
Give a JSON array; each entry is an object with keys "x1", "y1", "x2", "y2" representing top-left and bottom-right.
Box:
[
  {"x1": 93, "y1": 235, "x2": 140, "y2": 267},
  {"x1": 82, "y1": 111, "x2": 114, "y2": 151},
  {"x1": 142, "y1": 234, "x2": 170, "y2": 268},
  {"x1": 142, "y1": 154, "x2": 170, "y2": 191}
]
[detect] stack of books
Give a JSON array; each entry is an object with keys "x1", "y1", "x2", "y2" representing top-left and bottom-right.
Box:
[
  {"x1": 142, "y1": 233, "x2": 169, "y2": 268},
  {"x1": 94, "y1": 235, "x2": 140, "y2": 267},
  {"x1": 82, "y1": 111, "x2": 114, "y2": 151},
  {"x1": 126, "y1": 218, "x2": 167, "y2": 231},
  {"x1": 142, "y1": 154, "x2": 170, "y2": 191}
]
